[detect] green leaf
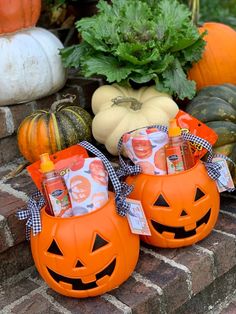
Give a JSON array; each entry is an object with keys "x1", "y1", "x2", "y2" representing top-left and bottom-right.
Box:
[
  {"x1": 116, "y1": 43, "x2": 160, "y2": 65},
  {"x1": 82, "y1": 55, "x2": 133, "y2": 83},
  {"x1": 161, "y1": 59, "x2": 196, "y2": 100}
]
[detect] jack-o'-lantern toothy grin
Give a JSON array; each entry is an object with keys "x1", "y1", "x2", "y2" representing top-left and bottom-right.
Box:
[
  {"x1": 47, "y1": 258, "x2": 116, "y2": 290},
  {"x1": 151, "y1": 209, "x2": 211, "y2": 239}
]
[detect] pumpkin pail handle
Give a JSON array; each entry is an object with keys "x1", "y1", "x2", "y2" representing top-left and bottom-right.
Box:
[{"x1": 79, "y1": 141, "x2": 132, "y2": 216}]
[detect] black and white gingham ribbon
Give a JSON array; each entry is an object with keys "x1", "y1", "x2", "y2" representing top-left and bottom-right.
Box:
[
  {"x1": 116, "y1": 124, "x2": 235, "y2": 191},
  {"x1": 79, "y1": 141, "x2": 132, "y2": 216},
  {"x1": 16, "y1": 191, "x2": 45, "y2": 240}
]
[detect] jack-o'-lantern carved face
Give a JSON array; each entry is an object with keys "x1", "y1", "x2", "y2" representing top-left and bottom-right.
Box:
[
  {"x1": 126, "y1": 162, "x2": 220, "y2": 248},
  {"x1": 30, "y1": 193, "x2": 139, "y2": 298}
]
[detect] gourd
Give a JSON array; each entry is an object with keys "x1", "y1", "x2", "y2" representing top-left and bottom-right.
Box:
[
  {"x1": 185, "y1": 83, "x2": 236, "y2": 182},
  {"x1": 0, "y1": 0, "x2": 41, "y2": 34},
  {"x1": 188, "y1": 22, "x2": 236, "y2": 90},
  {"x1": 91, "y1": 84, "x2": 179, "y2": 155},
  {"x1": 17, "y1": 97, "x2": 92, "y2": 163},
  {"x1": 0, "y1": 27, "x2": 67, "y2": 106}
]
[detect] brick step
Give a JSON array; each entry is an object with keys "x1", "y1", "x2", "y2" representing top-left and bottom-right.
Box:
[
  {"x1": 0, "y1": 74, "x2": 102, "y2": 165},
  {"x1": 0, "y1": 160, "x2": 236, "y2": 313}
]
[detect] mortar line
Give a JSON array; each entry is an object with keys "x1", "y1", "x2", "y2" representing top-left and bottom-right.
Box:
[
  {"x1": 28, "y1": 276, "x2": 72, "y2": 314},
  {"x1": 220, "y1": 210, "x2": 236, "y2": 219},
  {"x1": 0, "y1": 182, "x2": 28, "y2": 202},
  {"x1": 102, "y1": 293, "x2": 132, "y2": 314},
  {"x1": 132, "y1": 271, "x2": 166, "y2": 314},
  {"x1": 140, "y1": 246, "x2": 193, "y2": 297},
  {"x1": 0, "y1": 285, "x2": 47, "y2": 314},
  {"x1": 213, "y1": 228, "x2": 236, "y2": 239}
]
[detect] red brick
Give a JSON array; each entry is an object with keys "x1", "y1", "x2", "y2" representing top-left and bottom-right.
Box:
[
  {"x1": 11, "y1": 293, "x2": 60, "y2": 314},
  {"x1": 0, "y1": 190, "x2": 25, "y2": 217},
  {"x1": 110, "y1": 277, "x2": 163, "y2": 314},
  {"x1": 134, "y1": 249, "x2": 190, "y2": 313},
  {"x1": 0, "y1": 278, "x2": 39, "y2": 309},
  {"x1": 197, "y1": 230, "x2": 236, "y2": 277},
  {"x1": 0, "y1": 242, "x2": 34, "y2": 283},
  {"x1": 5, "y1": 172, "x2": 37, "y2": 197},
  {"x1": 215, "y1": 212, "x2": 236, "y2": 236},
  {"x1": 48, "y1": 289, "x2": 125, "y2": 314},
  {"x1": 155, "y1": 245, "x2": 214, "y2": 295},
  {"x1": 0, "y1": 135, "x2": 20, "y2": 165},
  {"x1": 10, "y1": 102, "x2": 36, "y2": 132},
  {"x1": 0, "y1": 216, "x2": 13, "y2": 253},
  {"x1": 220, "y1": 302, "x2": 236, "y2": 314}
]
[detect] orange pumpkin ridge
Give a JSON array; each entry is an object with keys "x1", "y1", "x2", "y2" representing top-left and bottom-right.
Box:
[
  {"x1": 0, "y1": 0, "x2": 41, "y2": 34},
  {"x1": 188, "y1": 22, "x2": 236, "y2": 90}
]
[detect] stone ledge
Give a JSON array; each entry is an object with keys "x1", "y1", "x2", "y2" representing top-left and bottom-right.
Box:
[{"x1": 0, "y1": 160, "x2": 236, "y2": 313}]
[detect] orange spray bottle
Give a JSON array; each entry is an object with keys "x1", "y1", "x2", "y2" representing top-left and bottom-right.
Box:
[
  {"x1": 40, "y1": 153, "x2": 72, "y2": 217},
  {"x1": 165, "y1": 119, "x2": 194, "y2": 174}
]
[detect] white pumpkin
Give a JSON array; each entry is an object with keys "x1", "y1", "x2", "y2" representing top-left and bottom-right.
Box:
[
  {"x1": 92, "y1": 84, "x2": 179, "y2": 155},
  {"x1": 0, "y1": 27, "x2": 67, "y2": 106}
]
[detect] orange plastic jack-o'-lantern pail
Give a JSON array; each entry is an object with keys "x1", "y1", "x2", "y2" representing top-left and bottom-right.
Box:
[
  {"x1": 126, "y1": 161, "x2": 220, "y2": 248},
  {"x1": 30, "y1": 192, "x2": 140, "y2": 298}
]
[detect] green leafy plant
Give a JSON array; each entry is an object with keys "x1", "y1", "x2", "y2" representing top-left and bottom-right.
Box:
[{"x1": 61, "y1": 0, "x2": 206, "y2": 100}]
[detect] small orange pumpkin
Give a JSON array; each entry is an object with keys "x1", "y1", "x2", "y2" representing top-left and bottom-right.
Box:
[
  {"x1": 126, "y1": 161, "x2": 220, "y2": 248},
  {"x1": 0, "y1": 0, "x2": 41, "y2": 34},
  {"x1": 30, "y1": 193, "x2": 140, "y2": 298},
  {"x1": 17, "y1": 98, "x2": 92, "y2": 163},
  {"x1": 188, "y1": 22, "x2": 236, "y2": 90}
]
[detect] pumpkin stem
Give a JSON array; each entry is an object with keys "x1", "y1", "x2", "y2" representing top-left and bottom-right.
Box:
[
  {"x1": 111, "y1": 96, "x2": 142, "y2": 111},
  {"x1": 50, "y1": 95, "x2": 76, "y2": 112},
  {"x1": 188, "y1": 0, "x2": 199, "y2": 25}
]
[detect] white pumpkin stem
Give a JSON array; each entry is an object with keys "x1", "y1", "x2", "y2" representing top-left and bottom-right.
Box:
[
  {"x1": 50, "y1": 95, "x2": 76, "y2": 112},
  {"x1": 112, "y1": 96, "x2": 142, "y2": 111}
]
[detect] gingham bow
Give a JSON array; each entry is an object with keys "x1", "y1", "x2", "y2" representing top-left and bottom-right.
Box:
[
  {"x1": 116, "y1": 163, "x2": 141, "y2": 179},
  {"x1": 79, "y1": 141, "x2": 132, "y2": 216},
  {"x1": 16, "y1": 191, "x2": 45, "y2": 240}
]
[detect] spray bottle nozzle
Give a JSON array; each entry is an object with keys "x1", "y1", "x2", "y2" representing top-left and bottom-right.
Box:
[
  {"x1": 40, "y1": 153, "x2": 55, "y2": 173},
  {"x1": 168, "y1": 118, "x2": 181, "y2": 137}
]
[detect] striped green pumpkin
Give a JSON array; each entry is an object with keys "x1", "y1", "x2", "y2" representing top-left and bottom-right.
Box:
[{"x1": 17, "y1": 98, "x2": 92, "y2": 162}]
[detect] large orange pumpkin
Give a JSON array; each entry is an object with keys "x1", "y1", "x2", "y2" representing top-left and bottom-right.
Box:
[
  {"x1": 188, "y1": 22, "x2": 236, "y2": 90},
  {"x1": 126, "y1": 161, "x2": 220, "y2": 248},
  {"x1": 0, "y1": 0, "x2": 41, "y2": 34},
  {"x1": 30, "y1": 192, "x2": 140, "y2": 298}
]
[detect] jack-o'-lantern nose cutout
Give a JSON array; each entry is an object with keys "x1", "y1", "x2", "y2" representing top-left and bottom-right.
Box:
[
  {"x1": 75, "y1": 260, "x2": 84, "y2": 268},
  {"x1": 92, "y1": 234, "x2": 109, "y2": 251},
  {"x1": 194, "y1": 187, "x2": 205, "y2": 201},
  {"x1": 154, "y1": 194, "x2": 169, "y2": 207},
  {"x1": 47, "y1": 240, "x2": 63, "y2": 256},
  {"x1": 180, "y1": 210, "x2": 188, "y2": 217}
]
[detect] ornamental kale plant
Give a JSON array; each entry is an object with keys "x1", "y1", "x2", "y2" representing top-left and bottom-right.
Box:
[{"x1": 60, "y1": 0, "x2": 206, "y2": 100}]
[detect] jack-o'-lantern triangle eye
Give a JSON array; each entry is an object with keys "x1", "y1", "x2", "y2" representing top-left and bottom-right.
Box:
[
  {"x1": 92, "y1": 234, "x2": 109, "y2": 252},
  {"x1": 47, "y1": 240, "x2": 63, "y2": 256},
  {"x1": 154, "y1": 194, "x2": 169, "y2": 207},
  {"x1": 194, "y1": 188, "x2": 205, "y2": 201}
]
